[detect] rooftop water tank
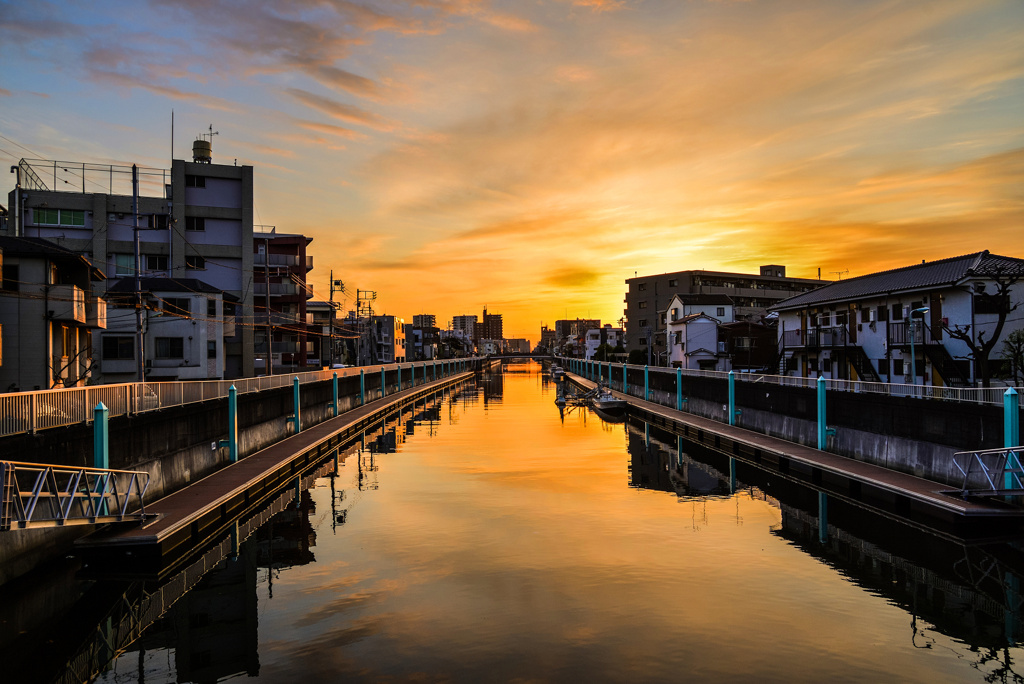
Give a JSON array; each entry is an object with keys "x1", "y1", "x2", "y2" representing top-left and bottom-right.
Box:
[{"x1": 193, "y1": 139, "x2": 212, "y2": 163}]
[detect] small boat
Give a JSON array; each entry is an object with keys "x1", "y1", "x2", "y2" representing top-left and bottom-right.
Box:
[{"x1": 590, "y1": 387, "x2": 628, "y2": 418}]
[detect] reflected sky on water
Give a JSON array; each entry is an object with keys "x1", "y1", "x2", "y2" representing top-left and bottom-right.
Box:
[{"x1": 26, "y1": 362, "x2": 1024, "y2": 681}]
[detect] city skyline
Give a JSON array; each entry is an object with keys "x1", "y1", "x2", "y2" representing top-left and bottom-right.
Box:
[{"x1": 2, "y1": 0, "x2": 1022, "y2": 338}]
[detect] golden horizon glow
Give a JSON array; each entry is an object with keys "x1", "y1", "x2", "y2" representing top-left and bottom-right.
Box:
[{"x1": 2, "y1": 1, "x2": 1022, "y2": 339}]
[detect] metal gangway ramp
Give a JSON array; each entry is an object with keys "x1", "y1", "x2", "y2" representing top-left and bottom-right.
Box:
[{"x1": 0, "y1": 461, "x2": 149, "y2": 530}]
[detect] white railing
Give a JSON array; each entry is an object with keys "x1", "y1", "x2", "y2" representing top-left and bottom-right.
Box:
[
  {"x1": 0, "y1": 358, "x2": 481, "y2": 438},
  {"x1": 558, "y1": 358, "x2": 1023, "y2": 408}
]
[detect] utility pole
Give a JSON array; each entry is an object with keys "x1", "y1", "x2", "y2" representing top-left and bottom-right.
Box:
[
  {"x1": 264, "y1": 235, "x2": 272, "y2": 376},
  {"x1": 132, "y1": 165, "x2": 144, "y2": 381}
]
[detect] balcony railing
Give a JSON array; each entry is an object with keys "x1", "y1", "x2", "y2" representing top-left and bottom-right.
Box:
[
  {"x1": 782, "y1": 326, "x2": 848, "y2": 349},
  {"x1": 86, "y1": 296, "x2": 107, "y2": 329},
  {"x1": 254, "y1": 254, "x2": 314, "y2": 269},
  {"x1": 890, "y1": 320, "x2": 938, "y2": 346},
  {"x1": 50, "y1": 285, "x2": 86, "y2": 324}
]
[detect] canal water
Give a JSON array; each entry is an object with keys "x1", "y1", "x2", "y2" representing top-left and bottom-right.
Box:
[{"x1": 3, "y1": 361, "x2": 1023, "y2": 682}]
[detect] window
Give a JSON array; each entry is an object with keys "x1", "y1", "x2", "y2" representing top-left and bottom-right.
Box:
[
  {"x1": 185, "y1": 216, "x2": 206, "y2": 231},
  {"x1": 162, "y1": 298, "x2": 190, "y2": 317},
  {"x1": 102, "y1": 336, "x2": 134, "y2": 360},
  {"x1": 208, "y1": 340, "x2": 217, "y2": 359},
  {"x1": 113, "y1": 254, "x2": 134, "y2": 277},
  {"x1": 717, "y1": 307, "x2": 725, "y2": 317},
  {"x1": 861, "y1": 308, "x2": 870, "y2": 323},
  {"x1": 892, "y1": 358, "x2": 904, "y2": 375},
  {"x1": 638, "y1": 283, "x2": 647, "y2": 291},
  {"x1": 185, "y1": 175, "x2": 206, "y2": 188},
  {"x1": 668, "y1": 279, "x2": 678, "y2": 287},
  {"x1": 207, "y1": 299, "x2": 217, "y2": 316},
  {"x1": 147, "y1": 214, "x2": 169, "y2": 230},
  {"x1": 975, "y1": 294, "x2": 1009, "y2": 315},
  {"x1": 35, "y1": 208, "x2": 85, "y2": 226},
  {"x1": 185, "y1": 255, "x2": 206, "y2": 270},
  {"x1": 2, "y1": 264, "x2": 19, "y2": 292},
  {"x1": 155, "y1": 337, "x2": 184, "y2": 359},
  {"x1": 891, "y1": 304, "x2": 904, "y2": 321},
  {"x1": 146, "y1": 255, "x2": 169, "y2": 272},
  {"x1": 61, "y1": 325, "x2": 71, "y2": 358},
  {"x1": 876, "y1": 305, "x2": 888, "y2": 322},
  {"x1": 639, "y1": 301, "x2": 647, "y2": 309},
  {"x1": 808, "y1": 357, "x2": 818, "y2": 372},
  {"x1": 638, "y1": 319, "x2": 648, "y2": 328}
]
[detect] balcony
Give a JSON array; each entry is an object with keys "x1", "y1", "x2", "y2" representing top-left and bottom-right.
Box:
[
  {"x1": 85, "y1": 295, "x2": 107, "y2": 329},
  {"x1": 254, "y1": 253, "x2": 314, "y2": 270},
  {"x1": 254, "y1": 311, "x2": 303, "y2": 326},
  {"x1": 889, "y1": 320, "x2": 938, "y2": 346},
  {"x1": 50, "y1": 285, "x2": 86, "y2": 324},
  {"x1": 782, "y1": 326, "x2": 848, "y2": 349}
]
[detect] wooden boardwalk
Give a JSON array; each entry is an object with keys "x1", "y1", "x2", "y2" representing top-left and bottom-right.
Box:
[
  {"x1": 567, "y1": 373, "x2": 1024, "y2": 524},
  {"x1": 77, "y1": 373, "x2": 474, "y2": 570}
]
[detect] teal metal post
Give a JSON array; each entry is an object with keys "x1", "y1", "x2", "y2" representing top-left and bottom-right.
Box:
[
  {"x1": 817, "y1": 376, "x2": 827, "y2": 450},
  {"x1": 381, "y1": 367, "x2": 387, "y2": 398},
  {"x1": 1005, "y1": 388, "x2": 1020, "y2": 489},
  {"x1": 728, "y1": 371, "x2": 737, "y2": 426},
  {"x1": 433, "y1": 362, "x2": 436, "y2": 381},
  {"x1": 622, "y1": 363, "x2": 628, "y2": 395},
  {"x1": 332, "y1": 373, "x2": 339, "y2": 417},
  {"x1": 292, "y1": 377, "x2": 301, "y2": 433},
  {"x1": 818, "y1": 491, "x2": 828, "y2": 543},
  {"x1": 227, "y1": 385, "x2": 238, "y2": 462},
  {"x1": 677, "y1": 368, "x2": 683, "y2": 411},
  {"x1": 93, "y1": 402, "x2": 109, "y2": 470},
  {"x1": 644, "y1": 365, "x2": 649, "y2": 401},
  {"x1": 397, "y1": 364, "x2": 402, "y2": 392},
  {"x1": 360, "y1": 369, "x2": 365, "y2": 405}
]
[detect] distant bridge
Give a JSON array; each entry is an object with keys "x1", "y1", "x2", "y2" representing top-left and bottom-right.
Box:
[{"x1": 487, "y1": 353, "x2": 553, "y2": 361}]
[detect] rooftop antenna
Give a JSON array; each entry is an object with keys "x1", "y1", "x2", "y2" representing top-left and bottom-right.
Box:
[
  {"x1": 193, "y1": 125, "x2": 219, "y2": 163},
  {"x1": 830, "y1": 269, "x2": 849, "y2": 281}
]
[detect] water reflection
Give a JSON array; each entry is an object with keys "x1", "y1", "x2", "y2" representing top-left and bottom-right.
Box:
[{"x1": 5, "y1": 364, "x2": 1024, "y2": 682}]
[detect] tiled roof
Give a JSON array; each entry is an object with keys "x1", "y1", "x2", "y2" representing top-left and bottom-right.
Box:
[
  {"x1": 107, "y1": 277, "x2": 232, "y2": 297},
  {"x1": 0, "y1": 236, "x2": 106, "y2": 278},
  {"x1": 772, "y1": 251, "x2": 1024, "y2": 310}
]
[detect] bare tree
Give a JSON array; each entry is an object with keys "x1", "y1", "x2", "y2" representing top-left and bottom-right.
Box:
[
  {"x1": 943, "y1": 268, "x2": 1021, "y2": 388},
  {"x1": 1001, "y1": 329, "x2": 1024, "y2": 385}
]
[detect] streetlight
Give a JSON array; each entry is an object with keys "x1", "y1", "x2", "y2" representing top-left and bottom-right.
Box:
[{"x1": 909, "y1": 307, "x2": 929, "y2": 389}]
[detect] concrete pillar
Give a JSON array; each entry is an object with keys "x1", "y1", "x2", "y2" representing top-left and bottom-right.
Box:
[
  {"x1": 817, "y1": 376, "x2": 827, "y2": 450},
  {"x1": 93, "y1": 402, "x2": 109, "y2": 470},
  {"x1": 676, "y1": 368, "x2": 683, "y2": 411},
  {"x1": 227, "y1": 385, "x2": 238, "y2": 462},
  {"x1": 728, "y1": 371, "x2": 737, "y2": 426},
  {"x1": 1005, "y1": 388, "x2": 1020, "y2": 489},
  {"x1": 332, "y1": 373, "x2": 339, "y2": 417}
]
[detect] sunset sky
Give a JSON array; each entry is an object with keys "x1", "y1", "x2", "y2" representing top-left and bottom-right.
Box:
[{"x1": 2, "y1": 0, "x2": 1022, "y2": 340}]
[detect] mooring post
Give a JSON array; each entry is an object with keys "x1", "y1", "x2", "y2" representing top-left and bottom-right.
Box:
[
  {"x1": 623, "y1": 363, "x2": 628, "y2": 395},
  {"x1": 1005, "y1": 388, "x2": 1020, "y2": 489},
  {"x1": 644, "y1": 365, "x2": 649, "y2": 401},
  {"x1": 432, "y1": 361, "x2": 436, "y2": 381},
  {"x1": 93, "y1": 402, "x2": 109, "y2": 470},
  {"x1": 397, "y1": 364, "x2": 402, "y2": 392},
  {"x1": 728, "y1": 371, "x2": 737, "y2": 426},
  {"x1": 676, "y1": 368, "x2": 683, "y2": 411},
  {"x1": 360, "y1": 369, "x2": 366, "y2": 405},
  {"x1": 292, "y1": 376, "x2": 301, "y2": 434},
  {"x1": 817, "y1": 375, "x2": 827, "y2": 450},
  {"x1": 381, "y1": 367, "x2": 387, "y2": 398},
  {"x1": 228, "y1": 385, "x2": 238, "y2": 462},
  {"x1": 818, "y1": 491, "x2": 828, "y2": 543}
]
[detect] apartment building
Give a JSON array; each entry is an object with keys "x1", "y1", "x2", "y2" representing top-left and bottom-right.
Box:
[
  {"x1": 773, "y1": 251, "x2": 1024, "y2": 386},
  {"x1": 7, "y1": 147, "x2": 256, "y2": 377},
  {"x1": 624, "y1": 265, "x2": 826, "y2": 365},
  {"x1": 253, "y1": 227, "x2": 314, "y2": 374},
  {"x1": 0, "y1": 236, "x2": 107, "y2": 391}
]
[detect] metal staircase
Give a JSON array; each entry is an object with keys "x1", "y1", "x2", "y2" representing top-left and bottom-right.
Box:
[
  {"x1": 923, "y1": 345, "x2": 970, "y2": 387},
  {"x1": 846, "y1": 345, "x2": 882, "y2": 382}
]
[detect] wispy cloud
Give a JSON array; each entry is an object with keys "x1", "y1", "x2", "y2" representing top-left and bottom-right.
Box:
[{"x1": 286, "y1": 88, "x2": 396, "y2": 131}]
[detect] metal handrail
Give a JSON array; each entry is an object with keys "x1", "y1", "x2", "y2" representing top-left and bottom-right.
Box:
[
  {"x1": 0, "y1": 460, "x2": 150, "y2": 530},
  {"x1": 557, "y1": 357, "x2": 1023, "y2": 407},
  {"x1": 952, "y1": 447, "x2": 1024, "y2": 497},
  {"x1": 0, "y1": 358, "x2": 481, "y2": 437}
]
